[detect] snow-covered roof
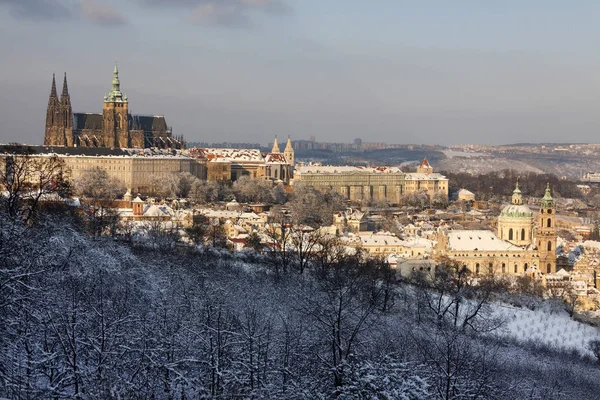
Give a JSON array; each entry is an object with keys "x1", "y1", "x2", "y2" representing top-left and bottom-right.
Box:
[
  {"x1": 404, "y1": 172, "x2": 448, "y2": 181},
  {"x1": 143, "y1": 204, "x2": 174, "y2": 217},
  {"x1": 264, "y1": 153, "x2": 288, "y2": 164},
  {"x1": 196, "y1": 148, "x2": 264, "y2": 163},
  {"x1": 447, "y1": 230, "x2": 523, "y2": 251},
  {"x1": 296, "y1": 165, "x2": 403, "y2": 174}
]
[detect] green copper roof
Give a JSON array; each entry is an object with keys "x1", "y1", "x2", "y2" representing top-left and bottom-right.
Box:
[
  {"x1": 513, "y1": 180, "x2": 521, "y2": 194},
  {"x1": 541, "y1": 183, "x2": 554, "y2": 208},
  {"x1": 104, "y1": 62, "x2": 127, "y2": 103},
  {"x1": 511, "y1": 180, "x2": 523, "y2": 205}
]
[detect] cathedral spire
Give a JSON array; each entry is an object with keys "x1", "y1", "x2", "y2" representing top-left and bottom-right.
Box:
[
  {"x1": 61, "y1": 72, "x2": 69, "y2": 99},
  {"x1": 112, "y1": 62, "x2": 120, "y2": 92},
  {"x1": 49, "y1": 74, "x2": 57, "y2": 99},
  {"x1": 105, "y1": 62, "x2": 127, "y2": 103}
]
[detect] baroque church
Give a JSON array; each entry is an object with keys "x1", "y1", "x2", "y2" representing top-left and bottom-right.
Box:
[
  {"x1": 437, "y1": 182, "x2": 557, "y2": 276},
  {"x1": 44, "y1": 64, "x2": 184, "y2": 149}
]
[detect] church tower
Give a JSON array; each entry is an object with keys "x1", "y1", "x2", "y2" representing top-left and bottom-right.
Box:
[
  {"x1": 283, "y1": 135, "x2": 295, "y2": 167},
  {"x1": 537, "y1": 183, "x2": 557, "y2": 274},
  {"x1": 271, "y1": 135, "x2": 281, "y2": 153},
  {"x1": 44, "y1": 74, "x2": 66, "y2": 146},
  {"x1": 60, "y1": 73, "x2": 73, "y2": 146},
  {"x1": 103, "y1": 63, "x2": 129, "y2": 147}
]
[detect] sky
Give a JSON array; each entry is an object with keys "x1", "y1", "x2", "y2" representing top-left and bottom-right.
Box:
[{"x1": 0, "y1": 0, "x2": 599, "y2": 146}]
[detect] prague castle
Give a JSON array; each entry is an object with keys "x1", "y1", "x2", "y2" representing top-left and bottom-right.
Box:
[{"x1": 44, "y1": 64, "x2": 184, "y2": 149}]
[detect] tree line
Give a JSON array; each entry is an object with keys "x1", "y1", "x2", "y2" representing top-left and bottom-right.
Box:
[{"x1": 443, "y1": 169, "x2": 584, "y2": 201}]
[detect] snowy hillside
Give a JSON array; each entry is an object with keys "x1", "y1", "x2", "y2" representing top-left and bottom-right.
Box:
[{"x1": 493, "y1": 303, "x2": 600, "y2": 355}]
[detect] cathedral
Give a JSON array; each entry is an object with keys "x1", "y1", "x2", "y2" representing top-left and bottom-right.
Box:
[{"x1": 44, "y1": 64, "x2": 184, "y2": 149}]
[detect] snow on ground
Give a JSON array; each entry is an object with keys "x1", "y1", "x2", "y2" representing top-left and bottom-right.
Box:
[{"x1": 492, "y1": 303, "x2": 600, "y2": 355}]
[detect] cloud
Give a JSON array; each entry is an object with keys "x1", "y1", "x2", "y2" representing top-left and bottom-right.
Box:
[
  {"x1": 81, "y1": 0, "x2": 127, "y2": 26},
  {"x1": 0, "y1": 0, "x2": 73, "y2": 20},
  {"x1": 140, "y1": 0, "x2": 292, "y2": 28}
]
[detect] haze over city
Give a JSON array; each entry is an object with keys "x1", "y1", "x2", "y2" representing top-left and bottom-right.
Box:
[{"x1": 1, "y1": 0, "x2": 599, "y2": 146}]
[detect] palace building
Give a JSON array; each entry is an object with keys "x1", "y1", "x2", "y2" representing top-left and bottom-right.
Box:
[
  {"x1": 44, "y1": 64, "x2": 184, "y2": 149},
  {"x1": 292, "y1": 158, "x2": 448, "y2": 205},
  {"x1": 436, "y1": 182, "x2": 557, "y2": 276}
]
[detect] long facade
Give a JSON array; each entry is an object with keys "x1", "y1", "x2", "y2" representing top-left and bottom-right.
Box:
[
  {"x1": 44, "y1": 65, "x2": 184, "y2": 149},
  {"x1": 0, "y1": 145, "x2": 205, "y2": 195},
  {"x1": 292, "y1": 158, "x2": 448, "y2": 205}
]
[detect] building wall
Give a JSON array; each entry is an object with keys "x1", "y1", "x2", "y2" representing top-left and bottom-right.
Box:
[
  {"x1": 294, "y1": 171, "x2": 448, "y2": 205},
  {"x1": 58, "y1": 155, "x2": 206, "y2": 194}
]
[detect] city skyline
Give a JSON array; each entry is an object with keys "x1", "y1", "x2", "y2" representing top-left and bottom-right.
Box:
[{"x1": 1, "y1": 0, "x2": 599, "y2": 146}]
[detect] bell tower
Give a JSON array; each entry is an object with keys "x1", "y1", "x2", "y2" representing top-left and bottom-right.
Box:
[
  {"x1": 103, "y1": 62, "x2": 129, "y2": 147},
  {"x1": 284, "y1": 135, "x2": 295, "y2": 167},
  {"x1": 537, "y1": 183, "x2": 557, "y2": 274}
]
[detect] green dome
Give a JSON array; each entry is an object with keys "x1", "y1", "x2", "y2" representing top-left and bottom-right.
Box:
[{"x1": 500, "y1": 204, "x2": 533, "y2": 218}]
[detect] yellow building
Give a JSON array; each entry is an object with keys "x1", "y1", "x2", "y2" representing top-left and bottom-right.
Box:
[
  {"x1": 292, "y1": 158, "x2": 448, "y2": 205},
  {"x1": 0, "y1": 145, "x2": 206, "y2": 195}
]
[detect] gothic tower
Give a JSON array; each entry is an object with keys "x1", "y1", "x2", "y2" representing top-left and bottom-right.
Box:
[
  {"x1": 271, "y1": 135, "x2": 281, "y2": 153},
  {"x1": 44, "y1": 74, "x2": 66, "y2": 146},
  {"x1": 60, "y1": 73, "x2": 73, "y2": 146},
  {"x1": 537, "y1": 183, "x2": 557, "y2": 274},
  {"x1": 283, "y1": 135, "x2": 294, "y2": 167},
  {"x1": 103, "y1": 63, "x2": 129, "y2": 147}
]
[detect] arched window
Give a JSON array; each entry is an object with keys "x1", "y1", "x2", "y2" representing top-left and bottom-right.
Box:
[
  {"x1": 524, "y1": 263, "x2": 528, "y2": 272},
  {"x1": 521, "y1": 229, "x2": 525, "y2": 241},
  {"x1": 547, "y1": 263, "x2": 552, "y2": 273},
  {"x1": 547, "y1": 218, "x2": 551, "y2": 228},
  {"x1": 475, "y1": 263, "x2": 480, "y2": 275},
  {"x1": 547, "y1": 241, "x2": 552, "y2": 251},
  {"x1": 509, "y1": 228, "x2": 513, "y2": 240},
  {"x1": 501, "y1": 263, "x2": 506, "y2": 274},
  {"x1": 514, "y1": 264, "x2": 518, "y2": 273}
]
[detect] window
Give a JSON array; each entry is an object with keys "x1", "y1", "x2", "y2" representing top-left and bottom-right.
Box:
[
  {"x1": 475, "y1": 263, "x2": 480, "y2": 275},
  {"x1": 524, "y1": 263, "x2": 528, "y2": 272},
  {"x1": 514, "y1": 264, "x2": 518, "y2": 273},
  {"x1": 547, "y1": 241, "x2": 552, "y2": 251},
  {"x1": 521, "y1": 229, "x2": 525, "y2": 241},
  {"x1": 501, "y1": 263, "x2": 506, "y2": 274},
  {"x1": 547, "y1": 263, "x2": 552, "y2": 273},
  {"x1": 547, "y1": 209, "x2": 552, "y2": 214},
  {"x1": 547, "y1": 218, "x2": 552, "y2": 228},
  {"x1": 509, "y1": 228, "x2": 513, "y2": 241}
]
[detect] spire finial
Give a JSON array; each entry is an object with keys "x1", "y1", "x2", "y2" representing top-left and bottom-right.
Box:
[
  {"x1": 61, "y1": 72, "x2": 69, "y2": 98},
  {"x1": 541, "y1": 182, "x2": 554, "y2": 207},
  {"x1": 50, "y1": 73, "x2": 57, "y2": 98}
]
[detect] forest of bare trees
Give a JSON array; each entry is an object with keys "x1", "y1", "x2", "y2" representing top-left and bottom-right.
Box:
[{"x1": 2, "y1": 207, "x2": 600, "y2": 399}]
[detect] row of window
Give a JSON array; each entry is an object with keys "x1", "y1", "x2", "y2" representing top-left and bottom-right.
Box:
[{"x1": 472, "y1": 262, "x2": 552, "y2": 274}]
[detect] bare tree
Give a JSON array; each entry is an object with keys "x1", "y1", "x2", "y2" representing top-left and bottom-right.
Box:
[
  {"x1": 0, "y1": 150, "x2": 70, "y2": 223},
  {"x1": 74, "y1": 167, "x2": 125, "y2": 237}
]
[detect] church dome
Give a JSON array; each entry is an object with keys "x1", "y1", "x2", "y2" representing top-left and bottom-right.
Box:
[{"x1": 499, "y1": 203, "x2": 533, "y2": 218}]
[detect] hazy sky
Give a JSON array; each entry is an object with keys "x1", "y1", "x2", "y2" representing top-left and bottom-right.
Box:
[{"x1": 1, "y1": 0, "x2": 599, "y2": 146}]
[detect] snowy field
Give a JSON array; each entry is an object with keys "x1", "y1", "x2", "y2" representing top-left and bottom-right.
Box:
[{"x1": 492, "y1": 303, "x2": 600, "y2": 356}]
